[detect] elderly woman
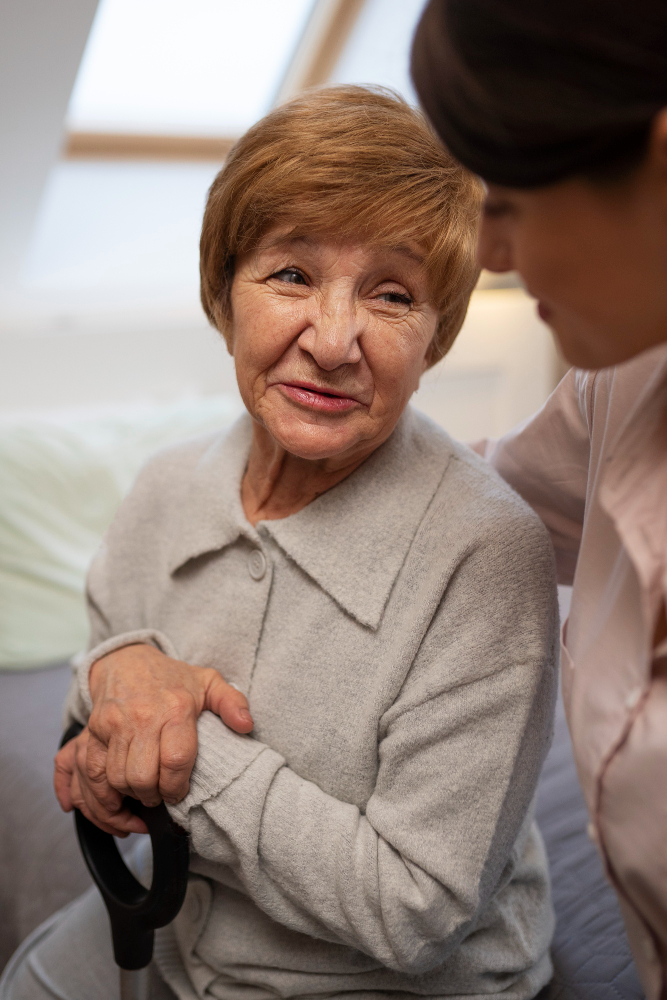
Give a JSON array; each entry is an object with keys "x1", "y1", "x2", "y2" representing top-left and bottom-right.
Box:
[{"x1": 1, "y1": 87, "x2": 557, "y2": 1000}]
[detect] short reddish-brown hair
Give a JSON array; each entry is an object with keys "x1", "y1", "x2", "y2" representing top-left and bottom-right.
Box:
[{"x1": 200, "y1": 85, "x2": 482, "y2": 366}]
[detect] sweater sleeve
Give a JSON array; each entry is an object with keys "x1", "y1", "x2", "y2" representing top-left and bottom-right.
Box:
[
  {"x1": 167, "y1": 514, "x2": 558, "y2": 974},
  {"x1": 62, "y1": 535, "x2": 179, "y2": 728},
  {"x1": 481, "y1": 368, "x2": 592, "y2": 585}
]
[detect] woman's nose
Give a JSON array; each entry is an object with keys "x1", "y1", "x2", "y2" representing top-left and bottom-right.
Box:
[
  {"x1": 297, "y1": 299, "x2": 363, "y2": 370},
  {"x1": 477, "y1": 217, "x2": 514, "y2": 273}
]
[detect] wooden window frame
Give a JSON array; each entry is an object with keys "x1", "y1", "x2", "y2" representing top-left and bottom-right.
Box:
[{"x1": 63, "y1": 0, "x2": 366, "y2": 161}]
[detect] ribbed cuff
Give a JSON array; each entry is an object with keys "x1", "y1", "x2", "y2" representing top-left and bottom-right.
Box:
[
  {"x1": 168, "y1": 710, "x2": 267, "y2": 825},
  {"x1": 77, "y1": 629, "x2": 180, "y2": 714}
]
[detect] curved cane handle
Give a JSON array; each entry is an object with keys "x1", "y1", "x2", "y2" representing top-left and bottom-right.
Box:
[{"x1": 61, "y1": 722, "x2": 190, "y2": 970}]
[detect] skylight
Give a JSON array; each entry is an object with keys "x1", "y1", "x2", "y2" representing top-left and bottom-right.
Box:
[
  {"x1": 332, "y1": 0, "x2": 426, "y2": 103},
  {"x1": 67, "y1": 0, "x2": 316, "y2": 136},
  {"x1": 26, "y1": 0, "x2": 432, "y2": 311}
]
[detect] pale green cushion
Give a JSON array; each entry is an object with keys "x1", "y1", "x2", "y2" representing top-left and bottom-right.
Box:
[{"x1": 0, "y1": 397, "x2": 243, "y2": 668}]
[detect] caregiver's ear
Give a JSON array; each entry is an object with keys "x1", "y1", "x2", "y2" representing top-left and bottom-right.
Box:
[{"x1": 647, "y1": 108, "x2": 667, "y2": 195}]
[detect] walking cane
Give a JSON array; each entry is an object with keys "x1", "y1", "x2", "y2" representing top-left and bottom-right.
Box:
[{"x1": 60, "y1": 723, "x2": 190, "y2": 1000}]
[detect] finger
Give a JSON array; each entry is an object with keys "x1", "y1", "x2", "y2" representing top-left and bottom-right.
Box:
[
  {"x1": 71, "y1": 729, "x2": 122, "y2": 813},
  {"x1": 77, "y1": 767, "x2": 124, "y2": 825},
  {"x1": 69, "y1": 769, "x2": 85, "y2": 813},
  {"x1": 85, "y1": 734, "x2": 125, "y2": 813},
  {"x1": 54, "y1": 742, "x2": 77, "y2": 811},
  {"x1": 158, "y1": 717, "x2": 199, "y2": 804},
  {"x1": 98, "y1": 805, "x2": 148, "y2": 837},
  {"x1": 124, "y1": 733, "x2": 162, "y2": 807},
  {"x1": 76, "y1": 795, "x2": 148, "y2": 837},
  {"x1": 105, "y1": 731, "x2": 134, "y2": 796},
  {"x1": 73, "y1": 765, "x2": 148, "y2": 836},
  {"x1": 205, "y1": 674, "x2": 253, "y2": 733}
]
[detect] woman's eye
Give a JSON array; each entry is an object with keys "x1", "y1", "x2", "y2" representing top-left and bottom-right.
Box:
[
  {"x1": 270, "y1": 268, "x2": 307, "y2": 285},
  {"x1": 377, "y1": 291, "x2": 412, "y2": 307}
]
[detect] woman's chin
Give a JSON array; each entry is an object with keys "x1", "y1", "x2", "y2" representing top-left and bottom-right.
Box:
[{"x1": 262, "y1": 412, "x2": 367, "y2": 462}]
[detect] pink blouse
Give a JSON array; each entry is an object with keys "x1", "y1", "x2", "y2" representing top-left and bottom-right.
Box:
[{"x1": 482, "y1": 343, "x2": 667, "y2": 999}]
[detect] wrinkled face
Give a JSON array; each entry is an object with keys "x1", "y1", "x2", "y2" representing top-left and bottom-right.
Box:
[
  {"x1": 477, "y1": 158, "x2": 667, "y2": 369},
  {"x1": 229, "y1": 230, "x2": 438, "y2": 464}
]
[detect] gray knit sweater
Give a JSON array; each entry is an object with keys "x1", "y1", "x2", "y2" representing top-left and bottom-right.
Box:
[{"x1": 66, "y1": 408, "x2": 558, "y2": 1000}]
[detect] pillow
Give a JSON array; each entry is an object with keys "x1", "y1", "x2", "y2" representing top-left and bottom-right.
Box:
[{"x1": 0, "y1": 396, "x2": 243, "y2": 668}]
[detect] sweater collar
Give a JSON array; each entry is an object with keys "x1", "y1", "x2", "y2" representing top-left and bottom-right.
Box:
[{"x1": 168, "y1": 408, "x2": 453, "y2": 630}]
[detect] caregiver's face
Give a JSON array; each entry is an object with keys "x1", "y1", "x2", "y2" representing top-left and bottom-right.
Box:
[
  {"x1": 229, "y1": 231, "x2": 438, "y2": 463},
  {"x1": 477, "y1": 136, "x2": 667, "y2": 369}
]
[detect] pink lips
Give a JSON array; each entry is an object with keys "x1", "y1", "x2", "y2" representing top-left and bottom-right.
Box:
[{"x1": 276, "y1": 382, "x2": 362, "y2": 413}]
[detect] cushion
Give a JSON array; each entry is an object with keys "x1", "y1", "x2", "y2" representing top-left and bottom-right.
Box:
[{"x1": 0, "y1": 396, "x2": 242, "y2": 668}]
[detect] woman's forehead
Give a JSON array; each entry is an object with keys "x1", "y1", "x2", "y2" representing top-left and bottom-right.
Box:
[{"x1": 253, "y1": 228, "x2": 426, "y2": 268}]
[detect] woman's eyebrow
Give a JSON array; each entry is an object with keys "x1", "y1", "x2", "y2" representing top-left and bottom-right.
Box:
[
  {"x1": 258, "y1": 234, "x2": 311, "y2": 254},
  {"x1": 394, "y1": 246, "x2": 424, "y2": 266}
]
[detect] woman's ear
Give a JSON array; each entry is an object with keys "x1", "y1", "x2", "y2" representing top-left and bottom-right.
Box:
[
  {"x1": 217, "y1": 299, "x2": 235, "y2": 355},
  {"x1": 422, "y1": 333, "x2": 440, "y2": 372},
  {"x1": 223, "y1": 325, "x2": 235, "y2": 356}
]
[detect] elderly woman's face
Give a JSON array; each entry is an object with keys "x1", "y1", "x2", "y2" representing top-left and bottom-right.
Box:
[{"x1": 229, "y1": 231, "x2": 438, "y2": 463}]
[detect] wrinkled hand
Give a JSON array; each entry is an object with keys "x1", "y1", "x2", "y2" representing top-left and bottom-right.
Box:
[
  {"x1": 54, "y1": 643, "x2": 253, "y2": 835},
  {"x1": 54, "y1": 725, "x2": 147, "y2": 836}
]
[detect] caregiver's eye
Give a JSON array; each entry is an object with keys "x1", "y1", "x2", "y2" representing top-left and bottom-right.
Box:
[
  {"x1": 483, "y1": 198, "x2": 513, "y2": 219},
  {"x1": 270, "y1": 267, "x2": 307, "y2": 285}
]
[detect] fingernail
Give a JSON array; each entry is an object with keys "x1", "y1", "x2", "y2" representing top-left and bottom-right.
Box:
[{"x1": 239, "y1": 709, "x2": 252, "y2": 724}]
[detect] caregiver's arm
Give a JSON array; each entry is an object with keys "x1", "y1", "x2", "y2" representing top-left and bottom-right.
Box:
[
  {"x1": 167, "y1": 511, "x2": 558, "y2": 972},
  {"x1": 477, "y1": 367, "x2": 592, "y2": 585}
]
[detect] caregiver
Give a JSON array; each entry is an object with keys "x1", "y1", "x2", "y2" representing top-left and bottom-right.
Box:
[
  {"x1": 410, "y1": 2, "x2": 667, "y2": 998},
  {"x1": 12, "y1": 86, "x2": 559, "y2": 1000}
]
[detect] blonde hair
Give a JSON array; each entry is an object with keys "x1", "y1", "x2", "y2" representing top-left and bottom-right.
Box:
[{"x1": 200, "y1": 85, "x2": 483, "y2": 366}]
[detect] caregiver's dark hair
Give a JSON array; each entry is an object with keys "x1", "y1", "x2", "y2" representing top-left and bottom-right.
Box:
[{"x1": 411, "y1": 0, "x2": 667, "y2": 188}]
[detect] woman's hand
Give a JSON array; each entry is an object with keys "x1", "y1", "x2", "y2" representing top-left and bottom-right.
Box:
[
  {"x1": 54, "y1": 725, "x2": 148, "y2": 836},
  {"x1": 54, "y1": 643, "x2": 253, "y2": 834}
]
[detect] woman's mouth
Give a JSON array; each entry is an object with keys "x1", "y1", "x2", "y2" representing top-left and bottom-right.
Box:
[{"x1": 276, "y1": 382, "x2": 362, "y2": 413}]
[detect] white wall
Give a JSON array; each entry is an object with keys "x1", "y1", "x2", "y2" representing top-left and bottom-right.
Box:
[
  {"x1": 0, "y1": 0, "x2": 99, "y2": 293},
  {"x1": 0, "y1": 287, "x2": 560, "y2": 441},
  {"x1": 414, "y1": 288, "x2": 560, "y2": 441},
  {"x1": 0, "y1": 311, "x2": 235, "y2": 416}
]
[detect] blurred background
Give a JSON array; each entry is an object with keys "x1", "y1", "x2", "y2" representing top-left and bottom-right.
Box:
[{"x1": 0, "y1": 0, "x2": 565, "y2": 667}]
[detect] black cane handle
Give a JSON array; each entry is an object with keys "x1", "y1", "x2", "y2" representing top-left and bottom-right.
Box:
[{"x1": 60, "y1": 721, "x2": 190, "y2": 970}]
